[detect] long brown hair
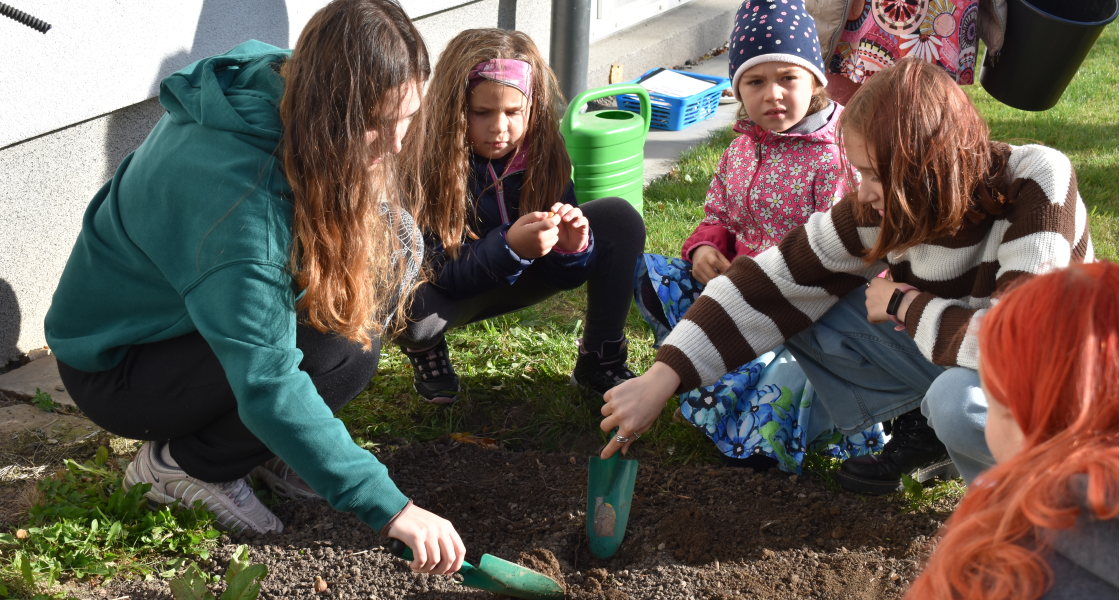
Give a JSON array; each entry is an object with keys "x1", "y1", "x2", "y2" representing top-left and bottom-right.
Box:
[
  {"x1": 837, "y1": 58, "x2": 1008, "y2": 263},
  {"x1": 907, "y1": 262, "x2": 1118, "y2": 600},
  {"x1": 279, "y1": 0, "x2": 429, "y2": 347},
  {"x1": 417, "y1": 28, "x2": 571, "y2": 259}
]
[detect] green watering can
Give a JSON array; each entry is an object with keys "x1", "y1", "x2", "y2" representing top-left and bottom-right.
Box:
[
  {"x1": 586, "y1": 441, "x2": 639, "y2": 560},
  {"x1": 561, "y1": 84, "x2": 652, "y2": 213}
]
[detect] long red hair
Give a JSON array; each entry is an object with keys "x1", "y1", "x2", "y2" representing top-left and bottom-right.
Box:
[{"x1": 907, "y1": 262, "x2": 1119, "y2": 600}]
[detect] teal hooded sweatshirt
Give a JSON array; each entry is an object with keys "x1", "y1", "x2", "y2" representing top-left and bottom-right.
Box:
[{"x1": 45, "y1": 41, "x2": 409, "y2": 532}]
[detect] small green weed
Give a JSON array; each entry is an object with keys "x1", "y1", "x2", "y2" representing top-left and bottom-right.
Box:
[
  {"x1": 170, "y1": 545, "x2": 268, "y2": 600},
  {"x1": 31, "y1": 389, "x2": 54, "y2": 412},
  {"x1": 803, "y1": 452, "x2": 843, "y2": 492},
  {"x1": 0, "y1": 446, "x2": 220, "y2": 598},
  {"x1": 898, "y1": 473, "x2": 966, "y2": 513}
]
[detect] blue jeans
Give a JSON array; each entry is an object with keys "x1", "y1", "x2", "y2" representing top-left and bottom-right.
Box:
[{"x1": 783, "y1": 287, "x2": 995, "y2": 484}]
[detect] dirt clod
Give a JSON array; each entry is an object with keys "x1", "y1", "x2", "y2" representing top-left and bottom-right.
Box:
[{"x1": 517, "y1": 548, "x2": 565, "y2": 590}]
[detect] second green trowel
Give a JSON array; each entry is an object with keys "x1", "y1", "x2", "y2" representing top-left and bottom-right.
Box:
[{"x1": 586, "y1": 449, "x2": 639, "y2": 559}]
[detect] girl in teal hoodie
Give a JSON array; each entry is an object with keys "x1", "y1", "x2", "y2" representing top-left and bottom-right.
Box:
[{"x1": 44, "y1": 0, "x2": 465, "y2": 574}]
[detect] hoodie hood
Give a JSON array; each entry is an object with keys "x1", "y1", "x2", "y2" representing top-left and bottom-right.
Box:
[
  {"x1": 1047, "y1": 475, "x2": 1119, "y2": 588},
  {"x1": 160, "y1": 40, "x2": 290, "y2": 142}
]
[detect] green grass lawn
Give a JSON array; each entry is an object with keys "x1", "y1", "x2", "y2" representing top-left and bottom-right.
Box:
[{"x1": 342, "y1": 23, "x2": 1119, "y2": 461}]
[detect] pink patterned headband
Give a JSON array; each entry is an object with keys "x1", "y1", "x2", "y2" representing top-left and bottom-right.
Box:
[{"x1": 467, "y1": 59, "x2": 533, "y2": 100}]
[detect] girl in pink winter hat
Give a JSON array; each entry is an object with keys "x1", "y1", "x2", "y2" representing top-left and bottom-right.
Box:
[{"x1": 632, "y1": 0, "x2": 884, "y2": 473}]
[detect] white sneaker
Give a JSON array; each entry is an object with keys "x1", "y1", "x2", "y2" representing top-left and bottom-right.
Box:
[
  {"x1": 251, "y1": 456, "x2": 321, "y2": 500},
  {"x1": 124, "y1": 441, "x2": 283, "y2": 534}
]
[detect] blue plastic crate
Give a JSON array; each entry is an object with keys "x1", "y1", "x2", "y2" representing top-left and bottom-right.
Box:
[{"x1": 616, "y1": 68, "x2": 731, "y2": 131}]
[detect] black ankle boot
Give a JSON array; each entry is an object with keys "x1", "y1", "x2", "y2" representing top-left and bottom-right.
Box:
[
  {"x1": 570, "y1": 337, "x2": 637, "y2": 397},
  {"x1": 835, "y1": 408, "x2": 958, "y2": 494},
  {"x1": 401, "y1": 339, "x2": 460, "y2": 404}
]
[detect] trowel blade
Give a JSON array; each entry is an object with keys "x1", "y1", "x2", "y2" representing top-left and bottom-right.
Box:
[
  {"x1": 459, "y1": 554, "x2": 564, "y2": 599},
  {"x1": 587, "y1": 451, "x2": 639, "y2": 559}
]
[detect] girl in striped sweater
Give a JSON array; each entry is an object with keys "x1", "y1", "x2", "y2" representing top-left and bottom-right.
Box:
[
  {"x1": 633, "y1": 1, "x2": 883, "y2": 473},
  {"x1": 603, "y1": 57, "x2": 1093, "y2": 494}
]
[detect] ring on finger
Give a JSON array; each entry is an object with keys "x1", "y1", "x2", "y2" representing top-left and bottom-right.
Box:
[{"x1": 614, "y1": 435, "x2": 631, "y2": 444}]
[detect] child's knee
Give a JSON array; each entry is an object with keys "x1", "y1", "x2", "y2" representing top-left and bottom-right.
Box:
[
  {"x1": 922, "y1": 367, "x2": 986, "y2": 445},
  {"x1": 584, "y1": 197, "x2": 645, "y2": 238}
]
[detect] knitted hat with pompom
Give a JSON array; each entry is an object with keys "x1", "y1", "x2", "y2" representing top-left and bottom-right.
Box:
[{"x1": 728, "y1": 0, "x2": 827, "y2": 101}]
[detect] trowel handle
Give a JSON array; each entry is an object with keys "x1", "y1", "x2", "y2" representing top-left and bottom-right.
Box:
[
  {"x1": 386, "y1": 538, "x2": 475, "y2": 574},
  {"x1": 561, "y1": 84, "x2": 652, "y2": 138}
]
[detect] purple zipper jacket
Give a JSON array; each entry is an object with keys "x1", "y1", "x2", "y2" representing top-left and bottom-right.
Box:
[{"x1": 424, "y1": 150, "x2": 595, "y2": 299}]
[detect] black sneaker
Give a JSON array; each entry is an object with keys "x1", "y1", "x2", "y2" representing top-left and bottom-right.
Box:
[
  {"x1": 570, "y1": 337, "x2": 637, "y2": 397},
  {"x1": 401, "y1": 339, "x2": 460, "y2": 404},
  {"x1": 835, "y1": 408, "x2": 959, "y2": 494}
]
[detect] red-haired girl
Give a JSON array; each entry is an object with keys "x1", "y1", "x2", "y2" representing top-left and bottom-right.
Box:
[
  {"x1": 597, "y1": 57, "x2": 1094, "y2": 496},
  {"x1": 907, "y1": 262, "x2": 1118, "y2": 600}
]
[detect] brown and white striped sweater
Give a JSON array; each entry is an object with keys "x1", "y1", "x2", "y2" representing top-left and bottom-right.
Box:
[{"x1": 657, "y1": 143, "x2": 1094, "y2": 392}]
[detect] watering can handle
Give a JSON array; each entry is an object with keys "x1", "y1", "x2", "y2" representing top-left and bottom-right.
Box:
[{"x1": 561, "y1": 84, "x2": 652, "y2": 139}]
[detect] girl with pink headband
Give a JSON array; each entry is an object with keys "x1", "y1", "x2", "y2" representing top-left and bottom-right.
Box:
[{"x1": 396, "y1": 28, "x2": 646, "y2": 403}]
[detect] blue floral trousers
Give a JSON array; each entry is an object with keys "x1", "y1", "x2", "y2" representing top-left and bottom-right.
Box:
[{"x1": 634, "y1": 253, "x2": 886, "y2": 473}]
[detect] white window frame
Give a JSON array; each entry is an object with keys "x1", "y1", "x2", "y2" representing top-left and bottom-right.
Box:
[{"x1": 589, "y1": 0, "x2": 697, "y2": 42}]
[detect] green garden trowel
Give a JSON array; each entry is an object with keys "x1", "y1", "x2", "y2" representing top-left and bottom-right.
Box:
[
  {"x1": 587, "y1": 448, "x2": 639, "y2": 559},
  {"x1": 387, "y1": 539, "x2": 563, "y2": 600}
]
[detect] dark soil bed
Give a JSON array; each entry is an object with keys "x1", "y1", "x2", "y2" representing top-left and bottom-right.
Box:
[{"x1": 77, "y1": 440, "x2": 952, "y2": 600}]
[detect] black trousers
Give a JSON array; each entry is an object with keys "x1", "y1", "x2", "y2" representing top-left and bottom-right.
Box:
[
  {"x1": 398, "y1": 196, "x2": 646, "y2": 350},
  {"x1": 57, "y1": 325, "x2": 379, "y2": 483}
]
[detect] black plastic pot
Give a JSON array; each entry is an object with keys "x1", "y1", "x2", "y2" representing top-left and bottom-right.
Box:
[{"x1": 979, "y1": 0, "x2": 1117, "y2": 111}]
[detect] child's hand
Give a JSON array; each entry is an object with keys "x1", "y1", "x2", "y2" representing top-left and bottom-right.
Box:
[
  {"x1": 506, "y1": 211, "x2": 561, "y2": 259},
  {"x1": 551, "y1": 202, "x2": 590, "y2": 253},
  {"x1": 599, "y1": 362, "x2": 681, "y2": 459},
  {"x1": 386, "y1": 503, "x2": 466, "y2": 575},
  {"x1": 690, "y1": 245, "x2": 732, "y2": 285},
  {"x1": 865, "y1": 277, "x2": 920, "y2": 328}
]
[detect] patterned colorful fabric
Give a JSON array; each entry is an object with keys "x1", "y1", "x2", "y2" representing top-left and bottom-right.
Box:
[
  {"x1": 680, "y1": 109, "x2": 852, "y2": 261},
  {"x1": 635, "y1": 253, "x2": 886, "y2": 473},
  {"x1": 828, "y1": 0, "x2": 980, "y2": 85}
]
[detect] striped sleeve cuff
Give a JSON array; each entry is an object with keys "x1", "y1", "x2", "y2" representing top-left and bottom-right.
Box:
[
  {"x1": 655, "y1": 345, "x2": 702, "y2": 394},
  {"x1": 909, "y1": 292, "x2": 979, "y2": 368}
]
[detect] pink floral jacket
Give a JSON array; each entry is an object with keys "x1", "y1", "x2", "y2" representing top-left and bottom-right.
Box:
[{"x1": 681, "y1": 104, "x2": 852, "y2": 262}]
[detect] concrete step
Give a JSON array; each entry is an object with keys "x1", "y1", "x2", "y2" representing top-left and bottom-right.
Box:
[
  {"x1": 0, "y1": 404, "x2": 99, "y2": 446},
  {"x1": 0, "y1": 354, "x2": 75, "y2": 408},
  {"x1": 588, "y1": 0, "x2": 740, "y2": 91}
]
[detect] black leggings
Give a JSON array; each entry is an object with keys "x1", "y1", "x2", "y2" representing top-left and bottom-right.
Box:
[
  {"x1": 57, "y1": 325, "x2": 378, "y2": 482},
  {"x1": 398, "y1": 196, "x2": 646, "y2": 350}
]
